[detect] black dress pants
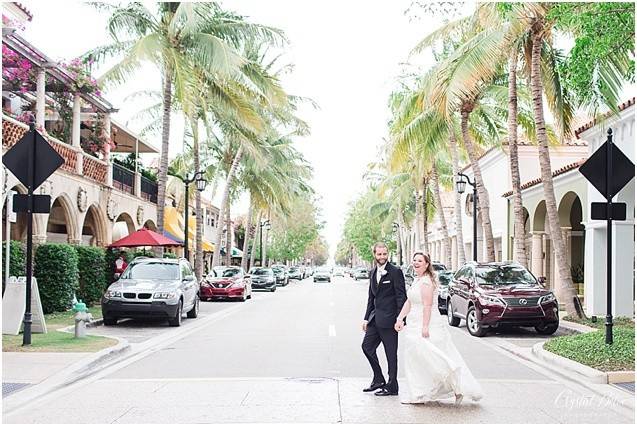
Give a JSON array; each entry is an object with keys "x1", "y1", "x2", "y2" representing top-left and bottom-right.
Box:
[{"x1": 361, "y1": 321, "x2": 399, "y2": 392}]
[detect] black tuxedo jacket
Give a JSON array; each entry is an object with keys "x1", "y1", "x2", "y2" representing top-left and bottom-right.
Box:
[{"x1": 364, "y1": 262, "x2": 407, "y2": 328}]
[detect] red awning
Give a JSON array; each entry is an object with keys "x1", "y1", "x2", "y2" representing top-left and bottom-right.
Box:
[{"x1": 108, "y1": 228, "x2": 183, "y2": 248}]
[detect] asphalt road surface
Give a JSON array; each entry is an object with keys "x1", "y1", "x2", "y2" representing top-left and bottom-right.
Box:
[{"x1": 5, "y1": 275, "x2": 633, "y2": 424}]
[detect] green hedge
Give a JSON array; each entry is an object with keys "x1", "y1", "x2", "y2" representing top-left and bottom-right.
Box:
[
  {"x1": 74, "y1": 246, "x2": 108, "y2": 305},
  {"x1": 2, "y1": 240, "x2": 26, "y2": 277},
  {"x1": 35, "y1": 243, "x2": 79, "y2": 314}
]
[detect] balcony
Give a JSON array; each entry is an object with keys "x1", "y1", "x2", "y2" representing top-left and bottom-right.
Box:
[
  {"x1": 112, "y1": 162, "x2": 134, "y2": 195},
  {"x1": 2, "y1": 115, "x2": 156, "y2": 204}
]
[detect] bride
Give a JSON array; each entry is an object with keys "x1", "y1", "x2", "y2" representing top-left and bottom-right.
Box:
[{"x1": 395, "y1": 252, "x2": 483, "y2": 404}]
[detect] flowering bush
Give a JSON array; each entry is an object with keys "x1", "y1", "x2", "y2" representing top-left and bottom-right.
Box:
[{"x1": 2, "y1": 44, "x2": 35, "y2": 93}]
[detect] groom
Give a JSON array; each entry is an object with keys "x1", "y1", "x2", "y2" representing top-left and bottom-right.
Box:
[{"x1": 361, "y1": 242, "x2": 407, "y2": 396}]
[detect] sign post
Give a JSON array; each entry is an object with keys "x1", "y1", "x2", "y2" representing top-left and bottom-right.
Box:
[
  {"x1": 579, "y1": 128, "x2": 635, "y2": 344},
  {"x1": 2, "y1": 122, "x2": 64, "y2": 345}
]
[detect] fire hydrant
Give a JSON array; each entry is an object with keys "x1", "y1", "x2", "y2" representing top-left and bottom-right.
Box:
[{"x1": 73, "y1": 301, "x2": 93, "y2": 338}]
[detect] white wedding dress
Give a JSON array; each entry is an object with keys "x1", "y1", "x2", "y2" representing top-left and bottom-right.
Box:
[{"x1": 400, "y1": 275, "x2": 484, "y2": 404}]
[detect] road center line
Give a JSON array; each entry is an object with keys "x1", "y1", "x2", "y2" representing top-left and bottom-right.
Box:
[{"x1": 329, "y1": 324, "x2": 336, "y2": 337}]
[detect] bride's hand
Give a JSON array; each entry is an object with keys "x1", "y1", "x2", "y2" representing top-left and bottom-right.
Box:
[
  {"x1": 421, "y1": 327, "x2": 430, "y2": 338},
  {"x1": 394, "y1": 320, "x2": 404, "y2": 332}
]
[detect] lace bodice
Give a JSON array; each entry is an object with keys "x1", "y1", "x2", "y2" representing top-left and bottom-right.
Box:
[{"x1": 407, "y1": 275, "x2": 438, "y2": 308}]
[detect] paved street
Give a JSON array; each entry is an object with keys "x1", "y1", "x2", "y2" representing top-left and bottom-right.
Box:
[{"x1": 4, "y1": 276, "x2": 634, "y2": 424}]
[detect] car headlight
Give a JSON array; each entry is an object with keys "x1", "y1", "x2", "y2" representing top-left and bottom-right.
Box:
[
  {"x1": 479, "y1": 293, "x2": 506, "y2": 306},
  {"x1": 539, "y1": 293, "x2": 556, "y2": 304},
  {"x1": 105, "y1": 290, "x2": 122, "y2": 299},
  {"x1": 153, "y1": 292, "x2": 177, "y2": 299}
]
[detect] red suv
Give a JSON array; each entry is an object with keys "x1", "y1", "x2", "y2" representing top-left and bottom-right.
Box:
[
  {"x1": 200, "y1": 266, "x2": 252, "y2": 302},
  {"x1": 446, "y1": 262, "x2": 559, "y2": 337}
]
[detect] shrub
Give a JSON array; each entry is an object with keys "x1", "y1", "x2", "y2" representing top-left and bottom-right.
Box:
[
  {"x1": 74, "y1": 246, "x2": 107, "y2": 305},
  {"x1": 34, "y1": 243, "x2": 79, "y2": 313},
  {"x1": 163, "y1": 252, "x2": 177, "y2": 259},
  {"x1": 2, "y1": 240, "x2": 26, "y2": 278}
]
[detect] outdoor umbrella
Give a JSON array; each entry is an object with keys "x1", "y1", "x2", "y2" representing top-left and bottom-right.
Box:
[{"x1": 108, "y1": 228, "x2": 183, "y2": 248}]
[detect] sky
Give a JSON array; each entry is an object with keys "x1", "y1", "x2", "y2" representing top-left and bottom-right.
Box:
[{"x1": 17, "y1": 1, "x2": 472, "y2": 259}]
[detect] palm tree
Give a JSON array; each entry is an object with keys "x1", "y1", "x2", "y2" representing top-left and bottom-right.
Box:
[{"x1": 87, "y1": 2, "x2": 285, "y2": 243}]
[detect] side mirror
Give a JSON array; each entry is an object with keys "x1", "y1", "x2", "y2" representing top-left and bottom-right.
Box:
[{"x1": 538, "y1": 277, "x2": 546, "y2": 287}]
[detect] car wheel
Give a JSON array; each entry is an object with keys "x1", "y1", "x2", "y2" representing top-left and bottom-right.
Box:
[
  {"x1": 168, "y1": 300, "x2": 183, "y2": 327},
  {"x1": 187, "y1": 295, "x2": 199, "y2": 319},
  {"x1": 270, "y1": 286, "x2": 276, "y2": 292},
  {"x1": 466, "y1": 306, "x2": 487, "y2": 337},
  {"x1": 535, "y1": 321, "x2": 559, "y2": 335},
  {"x1": 447, "y1": 301, "x2": 461, "y2": 327},
  {"x1": 438, "y1": 307, "x2": 447, "y2": 315},
  {"x1": 103, "y1": 316, "x2": 117, "y2": 326}
]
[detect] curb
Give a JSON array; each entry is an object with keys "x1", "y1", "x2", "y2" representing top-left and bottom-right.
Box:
[
  {"x1": 608, "y1": 371, "x2": 636, "y2": 384},
  {"x1": 3, "y1": 332, "x2": 130, "y2": 415},
  {"x1": 531, "y1": 341, "x2": 607, "y2": 384},
  {"x1": 558, "y1": 320, "x2": 597, "y2": 335}
]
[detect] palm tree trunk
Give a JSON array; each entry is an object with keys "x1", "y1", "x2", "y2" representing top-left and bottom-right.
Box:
[
  {"x1": 156, "y1": 65, "x2": 173, "y2": 255},
  {"x1": 414, "y1": 191, "x2": 422, "y2": 251},
  {"x1": 508, "y1": 52, "x2": 528, "y2": 268},
  {"x1": 432, "y1": 166, "x2": 452, "y2": 268},
  {"x1": 191, "y1": 117, "x2": 204, "y2": 280},
  {"x1": 422, "y1": 177, "x2": 429, "y2": 252},
  {"x1": 249, "y1": 211, "x2": 262, "y2": 269},
  {"x1": 450, "y1": 130, "x2": 466, "y2": 266},
  {"x1": 530, "y1": 23, "x2": 583, "y2": 318},
  {"x1": 241, "y1": 198, "x2": 254, "y2": 271},
  {"x1": 225, "y1": 202, "x2": 232, "y2": 266},
  {"x1": 460, "y1": 103, "x2": 495, "y2": 262},
  {"x1": 212, "y1": 145, "x2": 243, "y2": 267}
]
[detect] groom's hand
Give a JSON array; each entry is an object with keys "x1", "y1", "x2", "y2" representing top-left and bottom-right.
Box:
[
  {"x1": 362, "y1": 320, "x2": 368, "y2": 332},
  {"x1": 394, "y1": 320, "x2": 404, "y2": 332}
]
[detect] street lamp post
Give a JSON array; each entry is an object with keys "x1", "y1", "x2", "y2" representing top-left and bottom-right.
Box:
[
  {"x1": 392, "y1": 222, "x2": 402, "y2": 266},
  {"x1": 259, "y1": 219, "x2": 271, "y2": 266},
  {"x1": 180, "y1": 171, "x2": 207, "y2": 261},
  {"x1": 456, "y1": 172, "x2": 478, "y2": 261}
]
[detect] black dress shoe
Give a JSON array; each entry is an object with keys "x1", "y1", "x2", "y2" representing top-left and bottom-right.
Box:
[
  {"x1": 363, "y1": 382, "x2": 386, "y2": 392},
  {"x1": 374, "y1": 388, "x2": 398, "y2": 396}
]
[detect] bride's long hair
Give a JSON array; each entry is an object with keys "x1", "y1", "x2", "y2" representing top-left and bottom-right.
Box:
[{"x1": 413, "y1": 252, "x2": 438, "y2": 289}]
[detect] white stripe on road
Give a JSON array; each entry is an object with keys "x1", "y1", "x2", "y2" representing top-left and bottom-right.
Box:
[{"x1": 328, "y1": 324, "x2": 336, "y2": 337}]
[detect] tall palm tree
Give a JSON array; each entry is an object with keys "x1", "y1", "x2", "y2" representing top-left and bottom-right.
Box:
[{"x1": 87, "y1": 2, "x2": 285, "y2": 242}]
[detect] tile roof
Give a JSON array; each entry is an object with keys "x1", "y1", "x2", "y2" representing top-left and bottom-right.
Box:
[
  {"x1": 502, "y1": 159, "x2": 586, "y2": 197},
  {"x1": 574, "y1": 98, "x2": 635, "y2": 138}
]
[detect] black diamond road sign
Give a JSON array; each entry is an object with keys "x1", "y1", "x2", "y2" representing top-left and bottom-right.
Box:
[
  {"x1": 2, "y1": 129, "x2": 65, "y2": 191},
  {"x1": 579, "y1": 140, "x2": 635, "y2": 199}
]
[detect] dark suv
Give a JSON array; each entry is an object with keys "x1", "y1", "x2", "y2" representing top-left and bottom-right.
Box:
[{"x1": 446, "y1": 262, "x2": 559, "y2": 337}]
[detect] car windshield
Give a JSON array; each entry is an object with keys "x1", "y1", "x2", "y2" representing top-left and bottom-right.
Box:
[
  {"x1": 317, "y1": 268, "x2": 330, "y2": 273},
  {"x1": 272, "y1": 268, "x2": 283, "y2": 274},
  {"x1": 123, "y1": 262, "x2": 179, "y2": 280},
  {"x1": 222, "y1": 268, "x2": 241, "y2": 277},
  {"x1": 290, "y1": 267, "x2": 299, "y2": 271},
  {"x1": 433, "y1": 263, "x2": 446, "y2": 271},
  {"x1": 251, "y1": 268, "x2": 273, "y2": 276},
  {"x1": 438, "y1": 271, "x2": 453, "y2": 286},
  {"x1": 475, "y1": 265, "x2": 537, "y2": 286}
]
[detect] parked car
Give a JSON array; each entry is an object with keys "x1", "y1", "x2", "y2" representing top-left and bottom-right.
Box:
[
  {"x1": 446, "y1": 262, "x2": 559, "y2": 337},
  {"x1": 436, "y1": 270, "x2": 455, "y2": 314},
  {"x1": 200, "y1": 266, "x2": 252, "y2": 302},
  {"x1": 288, "y1": 266, "x2": 303, "y2": 280},
  {"x1": 432, "y1": 262, "x2": 447, "y2": 272},
  {"x1": 333, "y1": 267, "x2": 345, "y2": 277},
  {"x1": 272, "y1": 266, "x2": 289, "y2": 286},
  {"x1": 249, "y1": 267, "x2": 277, "y2": 292},
  {"x1": 101, "y1": 257, "x2": 199, "y2": 327},
  {"x1": 353, "y1": 267, "x2": 369, "y2": 280},
  {"x1": 401, "y1": 265, "x2": 415, "y2": 287},
  {"x1": 313, "y1": 267, "x2": 331, "y2": 283}
]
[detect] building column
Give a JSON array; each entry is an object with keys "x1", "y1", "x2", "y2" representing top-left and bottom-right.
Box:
[
  {"x1": 104, "y1": 114, "x2": 113, "y2": 187},
  {"x1": 134, "y1": 172, "x2": 141, "y2": 197},
  {"x1": 451, "y1": 236, "x2": 458, "y2": 270},
  {"x1": 71, "y1": 94, "x2": 83, "y2": 174},
  {"x1": 35, "y1": 69, "x2": 46, "y2": 129},
  {"x1": 531, "y1": 232, "x2": 544, "y2": 278}
]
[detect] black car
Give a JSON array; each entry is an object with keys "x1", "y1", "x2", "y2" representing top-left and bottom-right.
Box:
[
  {"x1": 436, "y1": 270, "x2": 454, "y2": 314},
  {"x1": 249, "y1": 267, "x2": 277, "y2": 292}
]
